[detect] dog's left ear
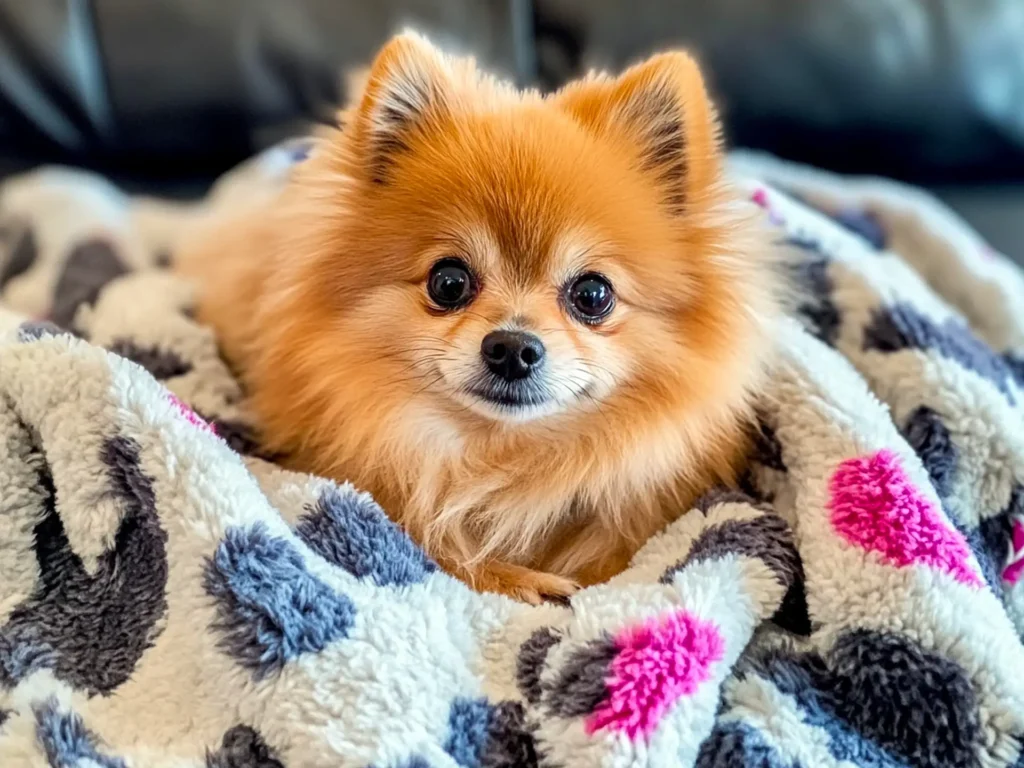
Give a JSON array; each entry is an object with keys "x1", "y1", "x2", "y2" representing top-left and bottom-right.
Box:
[
  {"x1": 349, "y1": 31, "x2": 454, "y2": 185},
  {"x1": 556, "y1": 52, "x2": 722, "y2": 215}
]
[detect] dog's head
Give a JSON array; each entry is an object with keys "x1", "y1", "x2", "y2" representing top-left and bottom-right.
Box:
[{"x1": 268, "y1": 32, "x2": 776, "y2": 445}]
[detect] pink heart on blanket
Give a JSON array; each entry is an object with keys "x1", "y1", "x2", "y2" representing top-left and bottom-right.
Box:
[
  {"x1": 1004, "y1": 518, "x2": 1024, "y2": 585},
  {"x1": 585, "y1": 610, "x2": 724, "y2": 741},
  {"x1": 751, "y1": 187, "x2": 786, "y2": 226},
  {"x1": 166, "y1": 392, "x2": 216, "y2": 435},
  {"x1": 829, "y1": 450, "x2": 982, "y2": 588}
]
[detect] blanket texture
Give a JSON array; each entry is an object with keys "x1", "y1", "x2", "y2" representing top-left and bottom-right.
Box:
[{"x1": 0, "y1": 142, "x2": 1023, "y2": 768}]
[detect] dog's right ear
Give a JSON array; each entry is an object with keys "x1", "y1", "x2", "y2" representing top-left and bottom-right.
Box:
[{"x1": 350, "y1": 32, "x2": 453, "y2": 185}]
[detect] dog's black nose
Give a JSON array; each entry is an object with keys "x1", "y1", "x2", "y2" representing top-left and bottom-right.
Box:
[{"x1": 481, "y1": 330, "x2": 545, "y2": 381}]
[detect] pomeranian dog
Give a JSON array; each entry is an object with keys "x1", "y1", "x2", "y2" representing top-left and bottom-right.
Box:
[{"x1": 176, "y1": 32, "x2": 779, "y2": 603}]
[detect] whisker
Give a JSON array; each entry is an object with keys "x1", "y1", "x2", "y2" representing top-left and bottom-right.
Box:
[{"x1": 411, "y1": 371, "x2": 449, "y2": 397}]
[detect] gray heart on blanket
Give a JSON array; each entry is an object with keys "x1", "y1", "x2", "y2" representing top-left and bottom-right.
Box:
[
  {"x1": 0, "y1": 216, "x2": 37, "y2": 289},
  {"x1": 50, "y1": 237, "x2": 128, "y2": 330}
]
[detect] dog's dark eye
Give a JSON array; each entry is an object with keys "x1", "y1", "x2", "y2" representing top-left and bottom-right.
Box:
[
  {"x1": 428, "y1": 258, "x2": 476, "y2": 309},
  {"x1": 568, "y1": 273, "x2": 614, "y2": 322}
]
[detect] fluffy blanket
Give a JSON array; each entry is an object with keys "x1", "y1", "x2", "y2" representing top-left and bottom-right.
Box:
[{"x1": 0, "y1": 142, "x2": 1023, "y2": 768}]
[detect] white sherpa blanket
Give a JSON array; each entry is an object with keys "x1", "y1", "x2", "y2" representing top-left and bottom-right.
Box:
[{"x1": 0, "y1": 142, "x2": 1023, "y2": 767}]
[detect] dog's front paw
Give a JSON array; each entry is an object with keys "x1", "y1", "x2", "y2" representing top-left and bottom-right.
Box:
[{"x1": 464, "y1": 561, "x2": 579, "y2": 605}]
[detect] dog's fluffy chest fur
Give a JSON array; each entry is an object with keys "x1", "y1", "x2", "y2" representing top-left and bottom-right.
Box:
[{"x1": 338, "y1": 400, "x2": 748, "y2": 587}]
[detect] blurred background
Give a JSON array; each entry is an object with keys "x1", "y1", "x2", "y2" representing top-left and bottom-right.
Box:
[{"x1": 1, "y1": 0, "x2": 1023, "y2": 259}]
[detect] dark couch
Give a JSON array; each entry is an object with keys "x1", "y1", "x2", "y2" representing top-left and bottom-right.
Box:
[{"x1": 2, "y1": 1, "x2": 1023, "y2": 256}]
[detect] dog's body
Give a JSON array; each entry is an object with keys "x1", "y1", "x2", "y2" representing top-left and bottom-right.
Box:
[{"x1": 176, "y1": 33, "x2": 780, "y2": 602}]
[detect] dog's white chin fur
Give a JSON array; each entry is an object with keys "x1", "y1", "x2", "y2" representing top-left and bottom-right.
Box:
[
  {"x1": 438, "y1": 364, "x2": 602, "y2": 424},
  {"x1": 454, "y1": 391, "x2": 567, "y2": 424}
]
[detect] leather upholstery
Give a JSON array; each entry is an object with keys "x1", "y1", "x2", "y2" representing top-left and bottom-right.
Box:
[
  {"x1": 1, "y1": 1, "x2": 1023, "y2": 184},
  {"x1": 535, "y1": 0, "x2": 1024, "y2": 182}
]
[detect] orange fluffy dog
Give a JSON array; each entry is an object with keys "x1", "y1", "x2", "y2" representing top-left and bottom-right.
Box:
[{"x1": 176, "y1": 32, "x2": 779, "y2": 603}]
